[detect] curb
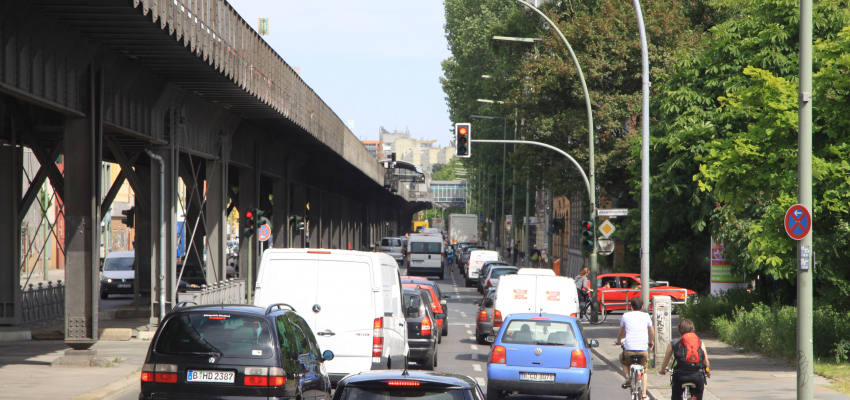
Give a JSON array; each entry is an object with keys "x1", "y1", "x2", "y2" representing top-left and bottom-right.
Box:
[
  {"x1": 70, "y1": 371, "x2": 140, "y2": 400},
  {"x1": 592, "y1": 348, "x2": 658, "y2": 400}
]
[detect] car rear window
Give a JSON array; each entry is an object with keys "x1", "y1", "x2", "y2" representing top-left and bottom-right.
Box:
[
  {"x1": 490, "y1": 269, "x2": 517, "y2": 279},
  {"x1": 103, "y1": 257, "x2": 134, "y2": 271},
  {"x1": 382, "y1": 239, "x2": 402, "y2": 247},
  {"x1": 410, "y1": 242, "x2": 441, "y2": 254},
  {"x1": 156, "y1": 313, "x2": 274, "y2": 359},
  {"x1": 338, "y1": 387, "x2": 465, "y2": 400},
  {"x1": 502, "y1": 320, "x2": 577, "y2": 346}
]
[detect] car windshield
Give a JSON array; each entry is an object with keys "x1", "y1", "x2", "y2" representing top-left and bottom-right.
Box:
[
  {"x1": 411, "y1": 242, "x2": 441, "y2": 254},
  {"x1": 155, "y1": 313, "x2": 273, "y2": 358},
  {"x1": 486, "y1": 290, "x2": 496, "y2": 300},
  {"x1": 103, "y1": 257, "x2": 134, "y2": 271},
  {"x1": 502, "y1": 320, "x2": 577, "y2": 346},
  {"x1": 490, "y1": 269, "x2": 517, "y2": 279},
  {"x1": 338, "y1": 387, "x2": 465, "y2": 400}
]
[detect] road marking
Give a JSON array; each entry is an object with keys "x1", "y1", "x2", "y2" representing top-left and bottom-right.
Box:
[
  {"x1": 467, "y1": 330, "x2": 473, "y2": 335},
  {"x1": 465, "y1": 324, "x2": 470, "y2": 328},
  {"x1": 476, "y1": 377, "x2": 486, "y2": 387},
  {"x1": 469, "y1": 336, "x2": 476, "y2": 340},
  {"x1": 460, "y1": 312, "x2": 467, "y2": 317},
  {"x1": 473, "y1": 364, "x2": 482, "y2": 371},
  {"x1": 471, "y1": 345, "x2": 478, "y2": 350}
]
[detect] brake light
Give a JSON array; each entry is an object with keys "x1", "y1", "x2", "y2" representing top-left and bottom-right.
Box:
[
  {"x1": 141, "y1": 372, "x2": 154, "y2": 382},
  {"x1": 141, "y1": 363, "x2": 155, "y2": 382},
  {"x1": 570, "y1": 313, "x2": 578, "y2": 318},
  {"x1": 478, "y1": 310, "x2": 488, "y2": 322},
  {"x1": 388, "y1": 380, "x2": 420, "y2": 386},
  {"x1": 245, "y1": 376, "x2": 269, "y2": 386},
  {"x1": 373, "y1": 317, "x2": 384, "y2": 361},
  {"x1": 155, "y1": 372, "x2": 178, "y2": 383},
  {"x1": 421, "y1": 317, "x2": 432, "y2": 336},
  {"x1": 494, "y1": 310, "x2": 503, "y2": 327},
  {"x1": 490, "y1": 345, "x2": 507, "y2": 364},
  {"x1": 308, "y1": 250, "x2": 331, "y2": 254},
  {"x1": 269, "y1": 367, "x2": 286, "y2": 387},
  {"x1": 571, "y1": 349, "x2": 588, "y2": 368},
  {"x1": 487, "y1": 279, "x2": 493, "y2": 287}
]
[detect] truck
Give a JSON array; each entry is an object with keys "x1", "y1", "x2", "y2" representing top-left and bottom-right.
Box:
[
  {"x1": 412, "y1": 220, "x2": 429, "y2": 233},
  {"x1": 430, "y1": 218, "x2": 446, "y2": 232},
  {"x1": 449, "y1": 214, "x2": 478, "y2": 247}
]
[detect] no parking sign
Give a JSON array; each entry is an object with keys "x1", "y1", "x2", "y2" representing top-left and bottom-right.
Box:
[{"x1": 784, "y1": 204, "x2": 811, "y2": 240}]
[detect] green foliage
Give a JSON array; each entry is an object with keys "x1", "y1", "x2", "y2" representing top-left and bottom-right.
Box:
[
  {"x1": 678, "y1": 287, "x2": 760, "y2": 330},
  {"x1": 432, "y1": 158, "x2": 462, "y2": 181}
]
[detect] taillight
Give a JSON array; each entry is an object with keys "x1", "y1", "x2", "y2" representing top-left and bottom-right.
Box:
[
  {"x1": 494, "y1": 310, "x2": 503, "y2": 327},
  {"x1": 141, "y1": 363, "x2": 155, "y2": 382},
  {"x1": 487, "y1": 279, "x2": 493, "y2": 287},
  {"x1": 421, "y1": 317, "x2": 432, "y2": 336},
  {"x1": 388, "y1": 380, "x2": 420, "y2": 386},
  {"x1": 245, "y1": 376, "x2": 269, "y2": 386},
  {"x1": 373, "y1": 317, "x2": 384, "y2": 361},
  {"x1": 269, "y1": 367, "x2": 286, "y2": 387},
  {"x1": 570, "y1": 349, "x2": 588, "y2": 368},
  {"x1": 570, "y1": 313, "x2": 577, "y2": 318},
  {"x1": 154, "y1": 364, "x2": 177, "y2": 383},
  {"x1": 490, "y1": 345, "x2": 507, "y2": 364},
  {"x1": 478, "y1": 310, "x2": 488, "y2": 322}
]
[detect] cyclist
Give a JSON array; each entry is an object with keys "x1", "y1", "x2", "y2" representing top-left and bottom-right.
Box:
[
  {"x1": 616, "y1": 297, "x2": 654, "y2": 399},
  {"x1": 574, "y1": 268, "x2": 590, "y2": 303},
  {"x1": 446, "y1": 246, "x2": 454, "y2": 272},
  {"x1": 660, "y1": 319, "x2": 711, "y2": 400}
]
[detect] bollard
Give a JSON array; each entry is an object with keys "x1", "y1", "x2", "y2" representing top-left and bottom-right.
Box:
[{"x1": 652, "y1": 295, "x2": 672, "y2": 367}]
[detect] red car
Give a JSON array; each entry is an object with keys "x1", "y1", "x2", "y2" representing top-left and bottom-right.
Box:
[{"x1": 583, "y1": 273, "x2": 697, "y2": 311}]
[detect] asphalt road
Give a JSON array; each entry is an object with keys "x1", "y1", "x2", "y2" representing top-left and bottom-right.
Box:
[{"x1": 112, "y1": 265, "x2": 626, "y2": 400}]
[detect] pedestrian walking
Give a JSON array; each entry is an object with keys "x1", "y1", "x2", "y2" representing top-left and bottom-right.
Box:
[
  {"x1": 513, "y1": 241, "x2": 519, "y2": 265},
  {"x1": 530, "y1": 244, "x2": 542, "y2": 268}
]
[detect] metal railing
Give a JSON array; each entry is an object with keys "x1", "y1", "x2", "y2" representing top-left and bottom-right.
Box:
[
  {"x1": 176, "y1": 279, "x2": 246, "y2": 306},
  {"x1": 21, "y1": 280, "x2": 65, "y2": 327}
]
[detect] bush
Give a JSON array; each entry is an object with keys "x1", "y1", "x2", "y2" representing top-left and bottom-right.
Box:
[{"x1": 678, "y1": 287, "x2": 760, "y2": 331}]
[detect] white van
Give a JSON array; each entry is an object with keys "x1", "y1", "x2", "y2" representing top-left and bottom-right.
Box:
[
  {"x1": 407, "y1": 233, "x2": 444, "y2": 279},
  {"x1": 464, "y1": 250, "x2": 502, "y2": 287},
  {"x1": 253, "y1": 249, "x2": 408, "y2": 384},
  {"x1": 487, "y1": 270, "x2": 579, "y2": 337}
]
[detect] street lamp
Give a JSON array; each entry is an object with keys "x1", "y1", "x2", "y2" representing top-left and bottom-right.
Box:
[
  {"x1": 472, "y1": 114, "x2": 508, "y2": 251},
  {"x1": 477, "y1": 99, "x2": 505, "y2": 104},
  {"x1": 492, "y1": 36, "x2": 544, "y2": 43}
]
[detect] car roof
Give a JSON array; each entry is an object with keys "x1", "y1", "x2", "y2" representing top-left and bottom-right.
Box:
[
  {"x1": 489, "y1": 266, "x2": 518, "y2": 272},
  {"x1": 504, "y1": 312, "x2": 577, "y2": 322},
  {"x1": 340, "y1": 370, "x2": 477, "y2": 388},
  {"x1": 168, "y1": 304, "x2": 286, "y2": 317},
  {"x1": 105, "y1": 251, "x2": 135, "y2": 258}
]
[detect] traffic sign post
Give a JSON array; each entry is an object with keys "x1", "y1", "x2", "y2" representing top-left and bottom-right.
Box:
[
  {"x1": 798, "y1": 0, "x2": 814, "y2": 396},
  {"x1": 257, "y1": 224, "x2": 271, "y2": 242}
]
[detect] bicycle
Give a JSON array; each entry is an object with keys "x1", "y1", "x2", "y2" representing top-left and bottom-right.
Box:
[
  {"x1": 616, "y1": 344, "x2": 647, "y2": 400},
  {"x1": 665, "y1": 367, "x2": 707, "y2": 400},
  {"x1": 579, "y1": 293, "x2": 607, "y2": 324}
]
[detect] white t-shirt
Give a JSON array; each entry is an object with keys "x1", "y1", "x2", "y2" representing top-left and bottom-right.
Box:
[{"x1": 620, "y1": 311, "x2": 652, "y2": 351}]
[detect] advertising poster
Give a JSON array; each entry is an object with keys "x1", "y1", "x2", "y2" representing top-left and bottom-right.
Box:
[{"x1": 710, "y1": 236, "x2": 746, "y2": 294}]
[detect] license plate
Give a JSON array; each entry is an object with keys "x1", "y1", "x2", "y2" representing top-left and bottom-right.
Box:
[
  {"x1": 521, "y1": 372, "x2": 555, "y2": 382},
  {"x1": 412, "y1": 260, "x2": 424, "y2": 263},
  {"x1": 117, "y1": 284, "x2": 131, "y2": 288},
  {"x1": 186, "y1": 370, "x2": 235, "y2": 383}
]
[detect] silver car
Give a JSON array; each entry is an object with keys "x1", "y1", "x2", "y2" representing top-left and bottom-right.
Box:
[
  {"x1": 380, "y1": 237, "x2": 405, "y2": 264},
  {"x1": 474, "y1": 288, "x2": 496, "y2": 345}
]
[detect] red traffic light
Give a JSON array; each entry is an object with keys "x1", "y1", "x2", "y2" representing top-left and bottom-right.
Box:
[
  {"x1": 458, "y1": 126, "x2": 468, "y2": 136},
  {"x1": 582, "y1": 221, "x2": 593, "y2": 230},
  {"x1": 245, "y1": 210, "x2": 254, "y2": 219}
]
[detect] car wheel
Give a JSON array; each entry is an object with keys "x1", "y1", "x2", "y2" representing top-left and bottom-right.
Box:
[
  {"x1": 442, "y1": 321, "x2": 448, "y2": 336},
  {"x1": 438, "y1": 332, "x2": 442, "y2": 344},
  {"x1": 100, "y1": 291, "x2": 108, "y2": 300},
  {"x1": 476, "y1": 330, "x2": 488, "y2": 345},
  {"x1": 576, "y1": 386, "x2": 590, "y2": 400},
  {"x1": 486, "y1": 386, "x2": 501, "y2": 400},
  {"x1": 422, "y1": 348, "x2": 436, "y2": 370}
]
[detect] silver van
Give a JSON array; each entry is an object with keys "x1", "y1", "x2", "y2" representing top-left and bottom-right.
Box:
[{"x1": 381, "y1": 237, "x2": 405, "y2": 264}]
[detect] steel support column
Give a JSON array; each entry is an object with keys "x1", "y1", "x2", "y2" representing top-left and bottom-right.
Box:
[
  {"x1": 272, "y1": 170, "x2": 290, "y2": 249},
  {"x1": 149, "y1": 146, "x2": 178, "y2": 324},
  {"x1": 308, "y1": 187, "x2": 319, "y2": 248},
  {"x1": 0, "y1": 146, "x2": 23, "y2": 325},
  {"x1": 331, "y1": 194, "x2": 341, "y2": 249},
  {"x1": 205, "y1": 156, "x2": 227, "y2": 284},
  {"x1": 238, "y1": 165, "x2": 258, "y2": 284}
]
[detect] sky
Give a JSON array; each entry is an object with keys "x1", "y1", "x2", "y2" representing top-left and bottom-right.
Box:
[{"x1": 227, "y1": 0, "x2": 453, "y2": 147}]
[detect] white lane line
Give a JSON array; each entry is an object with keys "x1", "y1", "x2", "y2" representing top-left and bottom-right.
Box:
[
  {"x1": 471, "y1": 344, "x2": 479, "y2": 350},
  {"x1": 460, "y1": 312, "x2": 467, "y2": 317},
  {"x1": 467, "y1": 330, "x2": 473, "y2": 335},
  {"x1": 473, "y1": 364, "x2": 482, "y2": 371},
  {"x1": 465, "y1": 324, "x2": 470, "y2": 328},
  {"x1": 469, "y1": 335, "x2": 476, "y2": 340},
  {"x1": 476, "y1": 377, "x2": 486, "y2": 387}
]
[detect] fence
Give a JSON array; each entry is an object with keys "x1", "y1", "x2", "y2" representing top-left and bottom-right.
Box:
[
  {"x1": 176, "y1": 279, "x2": 246, "y2": 306},
  {"x1": 21, "y1": 280, "x2": 65, "y2": 327}
]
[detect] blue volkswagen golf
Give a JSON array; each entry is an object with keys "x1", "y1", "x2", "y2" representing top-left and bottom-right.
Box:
[{"x1": 486, "y1": 313, "x2": 597, "y2": 400}]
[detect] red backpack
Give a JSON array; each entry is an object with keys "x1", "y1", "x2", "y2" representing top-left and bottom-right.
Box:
[{"x1": 673, "y1": 333, "x2": 705, "y2": 371}]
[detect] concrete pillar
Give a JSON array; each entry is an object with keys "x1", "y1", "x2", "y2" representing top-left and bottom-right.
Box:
[
  {"x1": 0, "y1": 146, "x2": 22, "y2": 325},
  {"x1": 238, "y1": 166, "x2": 258, "y2": 283},
  {"x1": 331, "y1": 194, "x2": 341, "y2": 249},
  {"x1": 206, "y1": 157, "x2": 227, "y2": 283},
  {"x1": 290, "y1": 182, "x2": 305, "y2": 248},
  {"x1": 320, "y1": 190, "x2": 330, "y2": 248},
  {"x1": 134, "y1": 166, "x2": 153, "y2": 301},
  {"x1": 64, "y1": 99, "x2": 102, "y2": 347},
  {"x1": 308, "y1": 187, "x2": 319, "y2": 248},
  {"x1": 150, "y1": 146, "x2": 178, "y2": 324},
  {"x1": 272, "y1": 173, "x2": 289, "y2": 249}
]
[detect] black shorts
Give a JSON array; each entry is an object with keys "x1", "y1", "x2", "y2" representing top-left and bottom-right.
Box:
[{"x1": 671, "y1": 371, "x2": 705, "y2": 400}]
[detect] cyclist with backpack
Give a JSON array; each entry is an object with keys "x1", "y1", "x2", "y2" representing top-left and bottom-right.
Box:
[
  {"x1": 446, "y1": 246, "x2": 455, "y2": 272},
  {"x1": 659, "y1": 319, "x2": 712, "y2": 400}
]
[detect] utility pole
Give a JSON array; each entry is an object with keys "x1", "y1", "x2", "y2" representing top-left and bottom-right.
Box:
[
  {"x1": 797, "y1": 0, "x2": 813, "y2": 398},
  {"x1": 501, "y1": 118, "x2": 506, "y2": 252},
  {"x1": 511, "y1": 116, "x2": 518, "y2": 262},
  {"x1": 524, "y1": 179, "x2": 531, "y2": 269},
  {"x1": 547, "y1": 188, "x2": 554, "y2": 270},
  {"x1": 633, "y1": 0, "x2": 651, "y2": 311}
]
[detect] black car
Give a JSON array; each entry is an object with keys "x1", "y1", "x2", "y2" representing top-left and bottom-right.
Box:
[
  {"x1": 403, "y1": 288, "x2": 441, "y2": 370},
  {"x1": 141, "y1": 303, "x2": 334, "y2": 400},
  {"x1": 401, "y1": 279, "x2": 450, "y2": 336},
  {"x1": 333, "y1": 370, "x2": 483, "y2": 400}
]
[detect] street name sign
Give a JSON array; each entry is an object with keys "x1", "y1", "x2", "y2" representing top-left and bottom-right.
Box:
[
  {"x1": 784, "y1": 204, "x2": 811, "y2": 240},
  {"x1": 598, "y1": 220, "x2": 616, "y2": 238},
  {"x1": 598, "y1": 208, "x2": 628, "y2": 217}
]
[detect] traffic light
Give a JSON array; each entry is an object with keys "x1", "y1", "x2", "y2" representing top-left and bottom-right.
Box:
[
  {"x1": 581, "y1": 220, "x2": 595, "y2": 251},
  {"x1": 290, "y1": 215, "x2": 305, "y2": 230},
  {"x1": 243, "y1": 210, "x2": 256, "y2": 238},
  {"x1": 455, "y1": 123, "x2": 471, "y2": 158},
  {"x1": 548, "y1": 218, "x2": 565, "y2": 236},
  {"x1": 121, "y1": 207, "x2": 135, "y2": 228}
]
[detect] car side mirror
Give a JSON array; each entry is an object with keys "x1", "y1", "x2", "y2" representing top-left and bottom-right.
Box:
[
  {"x1": 485, "y1": 335, "x2": 496, "y2": 343},
  {"x1": 440, "y1": 299, "x2": 447, "y2": 305},
  {"x1": 435, "y1": 313, "x2": 445, "y2": 319},
  {"x1": 322, "y1": 350, "x2": 334, "y2": 361},
  {"x1": 483, "y1": 299, "x2": 494, "y2": 308},
  {"x1": 589, "y1": 340, "x2": 599, "y2": 348},
  {"x1": 442, "y1": 294, "x2": 450, "y2": 299}
]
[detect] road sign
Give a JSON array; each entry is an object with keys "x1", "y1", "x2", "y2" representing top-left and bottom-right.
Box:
[
  {"x1": 598, "y1": 208, "x2": 628, "y2": 217},
  {"x1": 598, "y1": 220, "x2": 616, "y2": 238},
  {"x1": 257, "y1": 224, "x2": 271, "y2": 242},
  {"x1": 597, "y1": 238, "x2": 615, "y2": 256},
  {"x1": 784, "y1": 204, "x2": 811, "y2": 240}
]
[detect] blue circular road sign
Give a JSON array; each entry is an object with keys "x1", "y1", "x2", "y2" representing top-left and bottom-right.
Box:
[{"x1": 784, "y1": 204, "x2": 811, "y2": 240}]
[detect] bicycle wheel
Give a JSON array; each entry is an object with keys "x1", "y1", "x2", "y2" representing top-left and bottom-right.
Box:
[
  {"x1": 585, "y1": 301, "x2": 608, "y2": 325},
  {"x1": 631, "y1": 368, "x2": 642, "y2": 400}
]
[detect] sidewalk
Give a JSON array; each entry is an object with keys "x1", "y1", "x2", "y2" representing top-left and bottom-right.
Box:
[{"x1": 583, "y1": 314, "x2": 850, "y2": 400}]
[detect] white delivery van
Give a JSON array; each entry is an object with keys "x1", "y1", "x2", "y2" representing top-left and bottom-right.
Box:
[
  {"x1": 465, "y1": 250, "x2": 502, "y2": 287},
  {"x1": 487, "y1": 269, "x2": 579, "y2": 337},
  {"x1": 253, "y1": 249, "x2": 407, "y2": 385},
  {"x1": 407, "y1": 233, "x2": 444, "y2": 279}
]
